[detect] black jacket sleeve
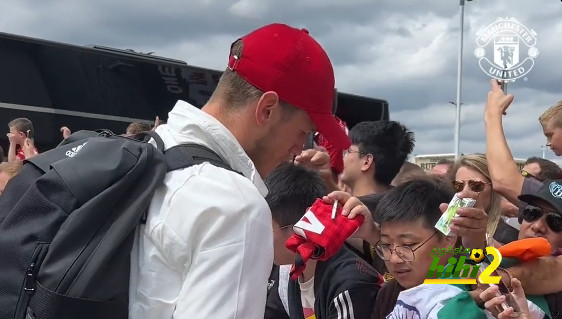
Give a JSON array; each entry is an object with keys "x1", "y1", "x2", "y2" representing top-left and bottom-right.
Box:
[{"x1": 327, "y1": 286, "x2": 377, "y2": 319}]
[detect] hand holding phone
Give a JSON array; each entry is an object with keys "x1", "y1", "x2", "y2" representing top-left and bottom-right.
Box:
[{"x1": 478, "y1": 277, "x2": 533, "y2": 319}]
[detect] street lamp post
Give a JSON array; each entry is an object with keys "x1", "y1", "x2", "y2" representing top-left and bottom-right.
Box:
[{"x1": 454, "y1": 0, "x2": 472, "y2": 159}]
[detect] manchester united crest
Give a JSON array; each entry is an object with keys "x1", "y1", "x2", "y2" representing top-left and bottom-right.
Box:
[{"x1": 474, "y1": 17, "x2": 539, "y2": 82}]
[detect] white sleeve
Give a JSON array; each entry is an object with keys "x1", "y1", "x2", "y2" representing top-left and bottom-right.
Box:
[{"x1": 165, "y1": 165, "x2": 273, "y2": 319}]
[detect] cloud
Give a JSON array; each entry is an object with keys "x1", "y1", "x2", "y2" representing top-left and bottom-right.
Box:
[{"x1": 1, "y1": 0, "x2": 561, "y2": 161}]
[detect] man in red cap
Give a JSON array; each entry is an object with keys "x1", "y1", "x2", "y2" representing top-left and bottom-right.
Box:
[{"x1": 129, "y1": 23, "x2": 350, "y2": 319}]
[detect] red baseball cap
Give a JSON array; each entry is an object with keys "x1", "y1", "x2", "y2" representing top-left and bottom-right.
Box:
[{"x1": 227, "y1": 23, "x2": 351, "y2": 149}]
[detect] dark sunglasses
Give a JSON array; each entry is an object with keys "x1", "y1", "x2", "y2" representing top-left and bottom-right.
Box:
[
  {"x1": 522, "y1": 205, "x2": 562, "y2": 233},
  {"x1": 452, "y1": 180, "x2": 490, "y2": 193}
]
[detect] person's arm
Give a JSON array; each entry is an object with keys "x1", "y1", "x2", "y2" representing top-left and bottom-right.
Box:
[
  {"x1": 294, "y1": 149, "x2": 339, "y2": 192},
  {"x1": 173, "y1": 170, "x2": 273, "y2": 319},
  {"x1": 484, "y1": 80, "x2": 524, "y2": 205},
  {"x1": 500, "y1": 197, "x2": 519, "y2": 218},
  {"x1": 7, "y1": 135, "x2": 17, "y2": 163},
  {"x1": 327, "y1": 287, "x2": 377, "y2": 319},
  {"x1": 507, "y1": 255, "x2": 562, "y2": 295},
  {"x1": 22, "y1": 138, "x2": 38, "y2": 159}
]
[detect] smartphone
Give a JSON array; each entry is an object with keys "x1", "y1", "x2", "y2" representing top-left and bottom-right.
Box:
[
  {"x1": 500, "y1": 68, "x2": 508, "y2": 94},
  {"x1": 501, "y1": 80, "x2": 508, "y2": 94},
  {"x1": 303, "y1": 132, "x2": 315, "y2": 150},
  {"x1": 480, "y1": 257, "x2": 521, "y2": 314},
  {"x1": 26, "y1": 129, "x2": 33, "y2": 140}
]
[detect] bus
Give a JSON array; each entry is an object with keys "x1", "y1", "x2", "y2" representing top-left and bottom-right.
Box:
[
  {"x1": 0, "y1": 32, "x2": 389, "y2": 152},
  {"x1": 413, "y1": 153, "x2": 527, "y2": 172}
]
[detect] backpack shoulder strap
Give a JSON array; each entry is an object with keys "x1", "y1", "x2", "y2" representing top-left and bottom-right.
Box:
[{"x1": 164, "y1": 143, "x2": 242, "y2": 175}]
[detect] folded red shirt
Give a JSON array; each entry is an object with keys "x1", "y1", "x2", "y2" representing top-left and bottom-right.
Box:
[{"x1": 285, "y1": 198, "x2": 364, "y2": 280}]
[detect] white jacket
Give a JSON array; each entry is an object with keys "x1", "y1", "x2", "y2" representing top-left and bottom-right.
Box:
[{"x1": 129, "y1": 100, "x2": 273, "y2": 319}]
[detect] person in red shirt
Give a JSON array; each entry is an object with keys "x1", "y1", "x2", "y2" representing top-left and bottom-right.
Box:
[{"x1": 6, "y1": 118, "x2": 38, "y2": 162}]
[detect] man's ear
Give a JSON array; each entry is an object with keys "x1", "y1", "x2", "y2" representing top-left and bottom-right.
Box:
[
  {"x1": 255, "y1": 91, "x2": 280, "y2": 126},
  {"x1": 361, "y1": 154, "x2": 374, "y2": 172}
]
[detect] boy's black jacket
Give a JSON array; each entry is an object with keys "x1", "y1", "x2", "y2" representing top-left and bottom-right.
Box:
[{"x1": 265, "y1": 246, "x2": 383, "y2": 319}]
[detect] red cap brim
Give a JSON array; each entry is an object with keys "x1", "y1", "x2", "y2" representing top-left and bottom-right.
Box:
[{"x1": 308, "y1": 112, "x2": 351, "y2": 149}]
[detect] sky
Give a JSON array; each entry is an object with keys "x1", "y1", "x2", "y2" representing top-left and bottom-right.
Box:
[{"x1": 1, "y1": 0, "x2": 561, "y2": 162}]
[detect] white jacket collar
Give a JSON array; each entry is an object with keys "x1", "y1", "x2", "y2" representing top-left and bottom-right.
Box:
[{"x1": 157, "y1": 100, "x2": 268, "y2": 197}]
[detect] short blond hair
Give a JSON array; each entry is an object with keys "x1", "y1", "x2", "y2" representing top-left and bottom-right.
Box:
[
  {"x1": 0, "y1": 161, "x2": 23, "y2": 178},
  {"x1": 126, "y1": 122, "x2": 151, "y2": 135},
  {"x1": 539, "y1": 101, "x2": 562, "y2": 127},
  {"x1": 211, "y1": 39, "x2": 265, "y2": 109}
]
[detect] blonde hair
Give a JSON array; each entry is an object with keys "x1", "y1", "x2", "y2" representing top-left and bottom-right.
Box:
[
  {"x1": 126, "y1": 122, "x2": 151, "y2": 135},
  {"x1": 450, "y1": 154, "x2": 502, "y2": 236},
  {"x1": 211, "y1": 39, "x2": 266, "y2": 109},
  {"x1": 0, "y1": 161, "x2": 23, "y2": 179},
  {"x1": 539, "y1": 101, "x2": 562, "y2": 127}
]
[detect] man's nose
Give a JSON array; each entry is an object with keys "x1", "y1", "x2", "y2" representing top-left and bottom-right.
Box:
[
  {"x1": 457, "y1": 183, "x2": 477, "y2": 198},
  {"x1": 388, "y1": 250, "x2": 404, "y2": 265},
  {"x1": 530, "y1": 216, "x2": 548, "y2": 234}
]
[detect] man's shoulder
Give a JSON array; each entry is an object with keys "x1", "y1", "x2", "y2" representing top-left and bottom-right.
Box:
[
  {"x1": 148, "y1": 163, "x2": 268, "y2": 230},
  {"x1": 165, "y1": 163, "x2": 266, "y2": 206}
]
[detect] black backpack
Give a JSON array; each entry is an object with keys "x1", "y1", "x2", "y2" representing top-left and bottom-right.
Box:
[{"x1": 0, "y1": 130, "x2": 237, "y2": 319}]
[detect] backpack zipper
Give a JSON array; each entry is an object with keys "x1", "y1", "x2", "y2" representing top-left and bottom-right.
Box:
[
  {"x1": 24, "y1": 263, "x2": 37, "y2": 294},
  {"x1": 15, "y1": 243, "x2": 49, "y2": 319}
]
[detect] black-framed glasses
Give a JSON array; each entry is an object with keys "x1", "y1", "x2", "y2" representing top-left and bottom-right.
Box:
[
  {"x1": 273, "y1": 224, "x2": 293, "y2": 232},
  {"x1": 374, "y1": 231, "x2": 438, "y2": 262},
  {"x1": 452, "y1": 179, "x2": 490, "y2": 193},
  {"x1": 343, "y1": 148, "x2": 367, "y2": 157},
  {"x1": 522, "y1": 205, "x2": 562, "y2": 233}
]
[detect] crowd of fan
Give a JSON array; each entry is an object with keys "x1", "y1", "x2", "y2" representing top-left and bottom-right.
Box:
[
  {"x1": 3, "y1": 23, "x2": 562, "y2": 319},
  {"x1": 0, "y1": 118, "x2": 159, "y2": 195}
]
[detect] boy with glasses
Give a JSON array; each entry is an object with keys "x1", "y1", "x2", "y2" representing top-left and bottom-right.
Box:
[{"x1": 371, "y1": 177, "x2": 466, "y2": 318}]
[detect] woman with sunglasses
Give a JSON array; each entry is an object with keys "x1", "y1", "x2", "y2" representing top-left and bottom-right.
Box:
[{"x1": 449, "y1": 154, "x2": 503, "y2": 247}]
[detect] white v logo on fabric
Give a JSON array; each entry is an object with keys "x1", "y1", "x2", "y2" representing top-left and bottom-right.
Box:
[{"x1": 293, "y1": 209, "x2": 325, "y2": 239}]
